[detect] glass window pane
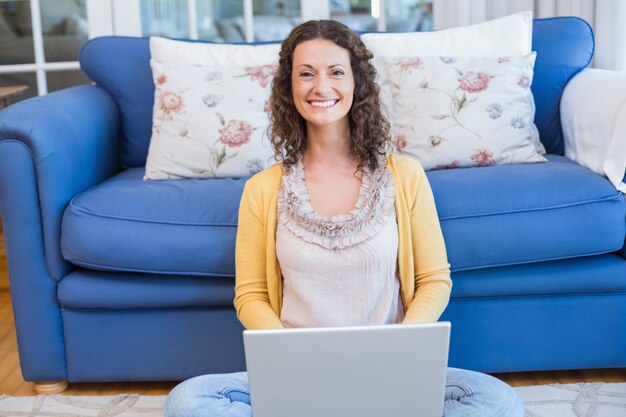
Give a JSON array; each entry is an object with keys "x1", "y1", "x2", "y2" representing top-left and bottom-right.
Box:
[
  {"x1": 0, "y1": 72, "x2": 36, "y2": 104},
  {"x1": 0, "y1": 0, "x2": 35, "y2": 65},
  {"x1": 196, "y1": 0, "x2": 244, "y2": 42},
  {"x1": 141, "y1": 0, "x2": 189, "y2": 38},
  {"x1": 253, "y1": 0, "x2": 300, "y2": 41},
  {"x1": 331, "y1": 0, "x2": 376, "y2": 32},
  {"x1": 385, "y1": 0, "x2": 433, "y2": 32},
  {"x1": 141, "y1": 1, "x2": 300, "y2": 43},
  {"x1": 46, "y1": 70, "x2": 90, "y2": 93},
  {"x1": 40, "y1": 0, "x2": 88, "y2": 62}
]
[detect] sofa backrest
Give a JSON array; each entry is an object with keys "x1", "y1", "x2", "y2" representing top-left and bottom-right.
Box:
[
  {"x1": 530, "y1": 17, "x2": 593, "y2": 155},
  {"x1": 80, "y1": 17, "x2": 594, "y2": 169}
]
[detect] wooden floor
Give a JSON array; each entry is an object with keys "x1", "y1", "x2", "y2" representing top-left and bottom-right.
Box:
[{"x1": 0, "y1": 233, "x2": 625, "y2": 396}]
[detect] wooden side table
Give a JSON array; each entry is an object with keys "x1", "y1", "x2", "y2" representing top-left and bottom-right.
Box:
[
  {"x1": 0, "y1": 85, "x2": 28, "y2": 109},
  {"x1": 0, "y1": 220, "x2": 7, "y2": 290}
]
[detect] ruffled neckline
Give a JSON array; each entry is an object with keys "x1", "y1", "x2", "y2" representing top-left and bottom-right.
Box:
[{"x1": 278, "y1": 157, "x2": 395, "y2": 250}]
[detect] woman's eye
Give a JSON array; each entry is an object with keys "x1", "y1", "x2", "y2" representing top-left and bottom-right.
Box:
[
  {"x1": 299, "y1": 71, "x2": 314, "y2": 78},
  {"x1": 332, "y1": 70, "x2": 345, "y2": 76}
]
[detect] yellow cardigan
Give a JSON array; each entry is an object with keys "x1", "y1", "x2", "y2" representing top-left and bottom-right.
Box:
[{"x1": 234, "y1": 154, "x2": 452, "y2": 329}]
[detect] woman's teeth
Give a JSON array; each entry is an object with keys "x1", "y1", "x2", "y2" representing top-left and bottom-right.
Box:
[{"x1": 309, "y1": 100, "x2": 338, "y2": 108}]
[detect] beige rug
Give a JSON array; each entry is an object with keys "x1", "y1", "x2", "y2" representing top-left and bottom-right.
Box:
[
  {"x1": 0, "y1": 394, "x2": 166, "y2": 416},
  {"x1": 516, "y1": 382, "x2": 626, "y2": 417},
  {"x1": 0, "y1": 382, "x2": 625, "y2": 416}
]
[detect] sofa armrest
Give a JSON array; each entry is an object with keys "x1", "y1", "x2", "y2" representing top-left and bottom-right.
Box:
[
  {"x1": 561, "y1": 68, "x2": 626, "y2": 193},
  {"x1": 0, "y1": 85, "x2": 120, "y2": 279},
  {"x1": 0, "y1": 86, "x2": 120, "y2": 381}
]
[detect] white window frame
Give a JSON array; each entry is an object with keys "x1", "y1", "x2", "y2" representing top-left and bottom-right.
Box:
[{"x1": 0, "y1": 0, "x2": 82, "y2": 96}]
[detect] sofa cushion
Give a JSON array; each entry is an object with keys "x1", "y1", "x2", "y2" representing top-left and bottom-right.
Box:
[
  {"x1": 145, "y1": 61, "x2": 276, "y2": 180},
  {"x1": 58, "y1": 270, "x2": 235, "y2": 309},
  {"x1": 62, "y1": 155, "x2": 625, "y2": 276},
  {"x1": 429, "y1": 155, "x2": 625, "y2": 271},
  {"x1": 450, "y1": 254, "x2": 626, "y2": 299},
  {"x1": 61, "y1": 167, "x2": 245, "y2": 276},
  {"x1": 144, "y1": 36, "x2": 280, "y2": 180},
  {"x1": 386, "y1": 53, "x2": 546, "y2": 170}
]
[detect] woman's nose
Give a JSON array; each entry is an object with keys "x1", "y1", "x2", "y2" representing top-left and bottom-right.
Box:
[{"x1": 312, "y1": 75, "x2": 330, "y2": 95}]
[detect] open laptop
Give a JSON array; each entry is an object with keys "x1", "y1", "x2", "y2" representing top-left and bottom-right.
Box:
[{"x1": 243, "y1": 321, "x2": 450, "y2": 417}]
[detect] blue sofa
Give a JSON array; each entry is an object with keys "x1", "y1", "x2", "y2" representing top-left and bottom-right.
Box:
[{"x1": 0, "y1": 17, "x2": 624, "y2": 391}]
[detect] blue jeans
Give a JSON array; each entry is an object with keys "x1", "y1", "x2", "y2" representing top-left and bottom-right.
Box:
[{"x1": 164, "y1": 367, "x2": 524, "y2": 417}]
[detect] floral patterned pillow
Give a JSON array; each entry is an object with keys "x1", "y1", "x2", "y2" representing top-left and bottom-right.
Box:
[
  {"x1": 144, "y1": 60, "x2": 276, "y2": 180},
  {"x1": 386, "y1": 53, "x2": 547, "y2": 170}
]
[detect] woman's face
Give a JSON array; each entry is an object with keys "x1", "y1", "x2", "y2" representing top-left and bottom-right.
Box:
[{"x1": 291, "y1": 38, "x2": 355, "y2": 130}]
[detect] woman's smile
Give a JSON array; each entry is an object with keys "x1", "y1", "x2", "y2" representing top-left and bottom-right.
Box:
[{"x1": 307, "y1": 99, "x2": 340, "y2": 108}]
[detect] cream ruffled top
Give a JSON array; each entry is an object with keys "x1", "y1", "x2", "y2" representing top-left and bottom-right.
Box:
[{"x1": 276, "y1": 158, "x2": 405, "y2": 328}]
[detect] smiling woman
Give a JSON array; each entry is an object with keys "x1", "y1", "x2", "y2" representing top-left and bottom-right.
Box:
[{"x1": 163, "y1": 19, "x2": 525, "y2": 417}]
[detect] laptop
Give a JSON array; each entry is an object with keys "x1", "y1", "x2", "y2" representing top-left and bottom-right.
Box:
[{"x1": 243, "y1": 321, "x2": 450, "y2": 417}]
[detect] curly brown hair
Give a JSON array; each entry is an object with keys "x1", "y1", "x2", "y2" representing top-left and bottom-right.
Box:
[{"x1": 268, "y1": 19, "x2": 391, "y2": 173}]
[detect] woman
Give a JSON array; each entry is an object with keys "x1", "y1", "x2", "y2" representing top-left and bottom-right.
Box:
[{"x1": 165, "y1": 20, "x2": 524, "y2": 417}]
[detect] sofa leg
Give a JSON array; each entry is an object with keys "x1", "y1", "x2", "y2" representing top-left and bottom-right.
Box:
[{"x1": 34, "y1": 380, "x2": 69, "y2": 394}]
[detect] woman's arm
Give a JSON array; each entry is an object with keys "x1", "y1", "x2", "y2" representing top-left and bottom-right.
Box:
[
  {"x1": 402, "y1": 164, "x2": 452, "y2": 323},
  {"x1": 234, "y1": 181, "x2": 284, "y2": 329}
]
